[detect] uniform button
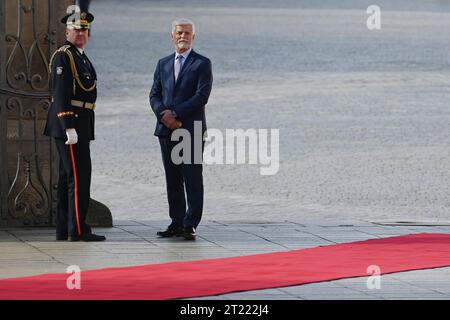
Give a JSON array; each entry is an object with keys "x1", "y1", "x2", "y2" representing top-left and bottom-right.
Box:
[{"x1": 75, "y1": 114, "x2": 79, "y2": 118}]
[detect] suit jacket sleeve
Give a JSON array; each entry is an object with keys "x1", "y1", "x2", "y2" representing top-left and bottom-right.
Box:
[
  {"x1": 149, "y1": 60, "x2": 166, "y2": 122},
  {"x1": 52, "y1": 51, "x2": 75, "y2": 130},
  {"x1": 173, "y1": 58, "x2": 213, "y2": 120}
]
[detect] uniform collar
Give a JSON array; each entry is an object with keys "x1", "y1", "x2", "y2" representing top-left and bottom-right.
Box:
[{"x1": 65, "y1": 40, "x2": 84, "y2": 55}]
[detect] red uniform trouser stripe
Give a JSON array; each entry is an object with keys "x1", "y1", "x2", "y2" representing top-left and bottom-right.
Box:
[{"x1": 69, "y1": 145, "x2": 82, "y2": 236}]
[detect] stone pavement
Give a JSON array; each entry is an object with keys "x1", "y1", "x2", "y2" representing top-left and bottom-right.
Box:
[
  {"x1": 89, "y1": 0, "x2": 450, "y2": 224},
  {"x1": 1, "y1": 219, "x2": 450, "y2": 300}
]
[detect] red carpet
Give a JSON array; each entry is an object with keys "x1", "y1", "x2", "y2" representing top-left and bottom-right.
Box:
[{"x1": 1, "y1": 233, "x2": 450, "y2": 300}]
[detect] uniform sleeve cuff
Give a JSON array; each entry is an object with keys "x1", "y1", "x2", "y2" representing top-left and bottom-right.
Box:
[{"x1": 57, "y1": 111, "x2": 74, "y2": 118}]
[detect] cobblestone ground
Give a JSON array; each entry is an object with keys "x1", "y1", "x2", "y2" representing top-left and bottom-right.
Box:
[{"x1": 87, "y1": 0, "x2": 450, "y2": 223}]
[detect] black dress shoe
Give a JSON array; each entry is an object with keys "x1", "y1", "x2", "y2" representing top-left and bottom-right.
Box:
[
  {"x1": 182, "y1": 227, "x2": 196, "y2": 240},
  {"x1": 69, "y1": 233, "x2": 106, "y2": 242},
  {"x1": 56, "y1": 235, "x2": 68, "y2": 241},
  {"x1": 157, "y1": 225, "x2": 184, "y2": 238}
]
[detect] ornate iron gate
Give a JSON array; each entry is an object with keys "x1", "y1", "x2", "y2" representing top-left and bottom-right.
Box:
[{"x1": 0, "y1": 0, "x2": 72, "y2": 227}]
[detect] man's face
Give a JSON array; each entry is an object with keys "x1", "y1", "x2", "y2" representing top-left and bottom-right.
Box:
[
  {"x1": 66, "y1": 28, "x2": 89, "y2": 48},
  {"x1": 171, "y1": 24, "x2": 195, "y2": 53}
]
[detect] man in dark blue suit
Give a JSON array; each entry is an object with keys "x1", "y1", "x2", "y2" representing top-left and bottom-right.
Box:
[{"x1": 149, "y1": 19, "x2": 213, "y2": 240}]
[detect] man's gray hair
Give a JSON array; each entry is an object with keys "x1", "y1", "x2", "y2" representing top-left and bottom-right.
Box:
[{"x1": 171, "y1": 18, "x2": 195, "y2": 34}]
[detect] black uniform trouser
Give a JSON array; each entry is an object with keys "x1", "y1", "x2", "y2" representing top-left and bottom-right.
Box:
[
  {"x1": 159, "y1": 137, "x2": 204, "y2": 229},
  {"x1": 55, "y1": 138, "x2": 92, "y2": 237}
]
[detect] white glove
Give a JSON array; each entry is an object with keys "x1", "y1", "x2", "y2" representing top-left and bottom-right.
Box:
[{"x1": 65, "y1": 128, "x2": 78, "y2": 145}]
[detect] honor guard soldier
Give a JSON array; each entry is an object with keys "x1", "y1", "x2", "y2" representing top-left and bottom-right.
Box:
[{"x1": 44, "y1": 10, "x2": 105, "y2": 241}]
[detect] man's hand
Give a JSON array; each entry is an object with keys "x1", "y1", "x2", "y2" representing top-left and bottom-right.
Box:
[
  {"x1": 65, "y1": 128, "x2": 78, "y2": 145},
  {"x1": 160, "y1": 110, "x2": 182, "y2": 130}
]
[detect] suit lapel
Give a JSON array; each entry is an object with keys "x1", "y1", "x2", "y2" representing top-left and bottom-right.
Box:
[{"x1": 164, "y1": 55, "x2": 175, "y2": 98}]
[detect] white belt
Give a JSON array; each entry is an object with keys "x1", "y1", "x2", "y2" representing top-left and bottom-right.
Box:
[{"x1": 71, "y1": 100, "x2": 95, "y2": 110}]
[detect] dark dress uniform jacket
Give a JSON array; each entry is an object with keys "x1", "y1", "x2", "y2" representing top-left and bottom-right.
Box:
[{"x1": 44, "y1": 41, "x2": 97, "y2": 141}]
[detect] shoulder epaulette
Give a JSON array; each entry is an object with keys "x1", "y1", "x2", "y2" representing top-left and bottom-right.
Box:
[
  {"x1": 49, "y1": 45, "x2": 71, "y2": 71},
  {"x1": 58, "y1": 45, "x2": 71, "y2": 52}
]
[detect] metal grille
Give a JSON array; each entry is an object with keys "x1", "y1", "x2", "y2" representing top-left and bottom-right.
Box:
[{"x1": 0, "y1": 0, "x2": 71, "y2": 227}]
